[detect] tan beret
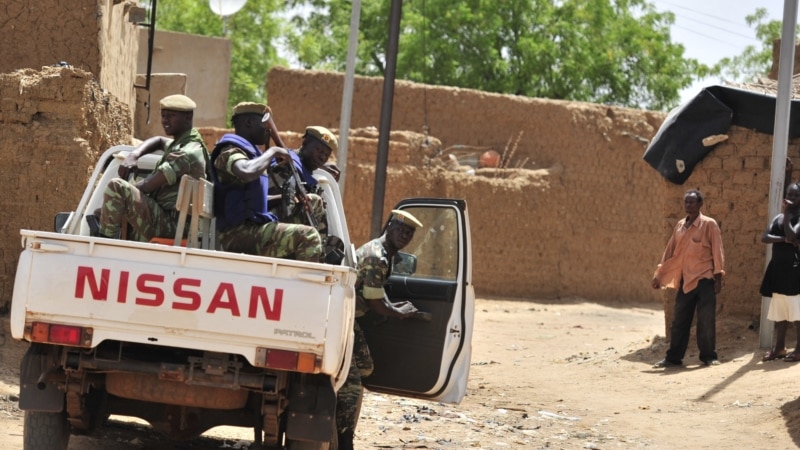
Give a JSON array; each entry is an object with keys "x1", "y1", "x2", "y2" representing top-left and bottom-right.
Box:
[
  {"x1": 159, "y1": 94, "x2": 196, "y2": 112},
  {"x1": 390, "y1": 209, "x2": 423, "y2": 229},
  {"x1": 305, "y1": 126, "x2": 338, "y2": 153},
  {"x1": 232, "y1": 102, "x2": 270, "y2": 117}
]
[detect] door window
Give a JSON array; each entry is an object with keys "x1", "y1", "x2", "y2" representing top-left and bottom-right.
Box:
[{"x1": 394, "y1": 206, "x2": 459, "y2": 281}]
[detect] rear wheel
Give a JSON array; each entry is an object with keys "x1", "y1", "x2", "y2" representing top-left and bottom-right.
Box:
[
  {"x1": 285, "y1": 439, "x2": 330, "y2": 450},
  {"x1": 23, "y1": 410, "x2": 70, "y2": 450},
  {"x1": 285, "y1": 418, "x2": 336, "y2": 450}
]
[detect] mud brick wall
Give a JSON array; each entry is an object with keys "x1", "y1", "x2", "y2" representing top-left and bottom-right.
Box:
[
  {"x1": 0, "y1": 0, "x2": 140, "y2": 118},
  {"x1": 0, "y1": 65, "x2": 783, "y2": 322},
  {"x1": 267, "y1": 68, "x2": 786, "y2": 319},
  {"x1": 268, "y1": 67, "x2": 668, "y2": 304},
  {"x1": 0, "y1": 67, "x2": 132, "y2": 311}
]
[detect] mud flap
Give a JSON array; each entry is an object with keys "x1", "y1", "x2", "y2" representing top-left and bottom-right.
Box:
[
  {"x1": 285, "y1": 374, "x2": 336, "y2": 443},
  {"x1": 19, "y1": 344, "x2": 65, "y2": 412}
]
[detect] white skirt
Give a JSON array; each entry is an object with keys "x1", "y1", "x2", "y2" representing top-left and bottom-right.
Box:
[{"x1": 767, "y1": 293, "x2": 800, "y2": 322}]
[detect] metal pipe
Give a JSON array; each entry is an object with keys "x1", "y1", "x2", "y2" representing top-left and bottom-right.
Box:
[
  {"x1": 760, "y1": 0, "x2": 799, "y2": 348},
  {"x1": 36, "y1": 366, "x2": 62, "y2": 390},
  {"x1": 77, "y1": 357, "x2": 278, "y2": 392},
  {"x1": 133, "y1": 0, "x2": 158, "y2": 124},
  {"x1": 337, "y1": 0, "x2": 362, "y2": 197}
]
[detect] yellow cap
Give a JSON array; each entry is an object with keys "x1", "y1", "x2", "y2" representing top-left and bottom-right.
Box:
[
  {"x1": 305, "y1": 126, "x2": 338, "y2": 152},
  {"x1": 390, "y1": 210, "x2": 423, "y2": 229},
  {"x1": 159, "y1": 94, "x2": 196, "y2": 112}
]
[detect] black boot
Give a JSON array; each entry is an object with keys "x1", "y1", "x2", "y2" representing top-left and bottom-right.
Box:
[
  {"x1": 86, "y1": 214, "x2": 102, "y2": 237},
  {"x1": 337, "y1": 430, "x2": 354, "y2": 450},
  {"x1": 86, "y1": 214, "x2": 121, "y2": 239},
  {"x1": 324, "y1": 235, "x2": 345, "y2": 265}
]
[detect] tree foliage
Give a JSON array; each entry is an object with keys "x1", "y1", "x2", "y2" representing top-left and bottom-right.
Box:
[
  {"x1": 149, "y1": 0, "x2": 285, "y2": 109},
  {"x1": 285, "y1": 0, "x2": 705, "y2": 110},
  {"x1": 710, "y1": 8, "x2": 797, "y2": 83}
]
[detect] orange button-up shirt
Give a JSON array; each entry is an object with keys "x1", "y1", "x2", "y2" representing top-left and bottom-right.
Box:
[{"x1": 654, "y1": 212, "x2": 725, "y2": 293}]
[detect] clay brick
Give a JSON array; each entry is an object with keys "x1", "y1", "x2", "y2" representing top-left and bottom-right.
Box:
[
  {"x1": 709, "y1": 171, "x2": 729, "y2": 184},
  {"x1": 743, "y1": 157, "x2": 766, "y2": 169},
  {"x1": 703, "y1": 156, "x2": 723, "y2": 169},
  {"x1": 732, "y1": 172, "x2": 755, "y2": 185}
]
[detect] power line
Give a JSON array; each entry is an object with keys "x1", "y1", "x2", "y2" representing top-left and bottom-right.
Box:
[
  {"x1": 671, "y1": 23, "x2": 754, "y2": 51},
  {"x1": 651, "y1": 1, "x2": 765, "y2": 49},
  {"x1": 655, "y1": 0, "x2": 763, "y2": 29},
  {"x1": 674, "y1": 13, "x2": 760, "y2": 43},
  {"x1": 651, "y1": 0, "x2": 761, "y2": 43}
]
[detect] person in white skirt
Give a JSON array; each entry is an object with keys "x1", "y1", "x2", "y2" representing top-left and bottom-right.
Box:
[{"x1": 760, "y1": 182, "x2": 800, "y2": 362}]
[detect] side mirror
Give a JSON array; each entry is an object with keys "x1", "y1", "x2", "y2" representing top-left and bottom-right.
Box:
[
  {"x1": 393, "y1": 252, "x2": 417, "y2": 276},
  {"x1": 54, "y1": 212, "x2": 72, "y2": 233}
]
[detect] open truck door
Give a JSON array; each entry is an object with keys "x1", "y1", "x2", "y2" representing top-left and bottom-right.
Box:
[{"x1": 360, "y1": 198, "x2": 474, "y2": 403}]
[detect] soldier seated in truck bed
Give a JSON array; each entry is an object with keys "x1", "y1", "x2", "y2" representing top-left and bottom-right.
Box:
[
  {"x1": 94, "y1": 94, "x2": 210, "y2": 241},
  {"x1": 266, "y1": 125, "x2": 339, "y2": 234},
  {"x1": 210, "y1": 102, "x2": 323, "y2": 262}
]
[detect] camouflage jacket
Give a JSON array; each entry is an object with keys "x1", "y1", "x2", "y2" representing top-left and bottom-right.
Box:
[
  {"x1": 355, "y1": 237, "x2": 392, "y2": 317},
  {"x1": 151, "y1": 128, "x2": 210, "y2": 210}
]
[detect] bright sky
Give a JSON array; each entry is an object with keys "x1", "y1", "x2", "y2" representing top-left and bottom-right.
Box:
[{"x1": 649, "y1": 0, "x2": 789, "y2": 104}]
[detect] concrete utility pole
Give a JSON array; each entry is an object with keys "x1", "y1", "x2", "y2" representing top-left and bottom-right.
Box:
[
  {"x1": 337, "y1": 0, "x2": 361, "y2": 197},
  {"x1": 369, "y1": 0, "x2": 403, "y2": 238},
  {"x1": 761, "y1": 0, "x2": 799, "y2": 348}
]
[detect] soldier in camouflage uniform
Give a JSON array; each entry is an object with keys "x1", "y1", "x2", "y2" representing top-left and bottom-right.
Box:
[
  {"x1": 98, "y1": 94, "x2": 209, "y2": 241},
  {"x1": 210, "y1": 102, "x2": 322, "y2": 262},
  {"x1": 267, "y1": 125, "x2": 340, "y2": 236},
  {"x1": 336, "y1": 210, "x2": 425, "y2": 450}
]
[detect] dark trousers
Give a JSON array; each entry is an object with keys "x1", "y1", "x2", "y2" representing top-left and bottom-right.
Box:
[{"x1": 666, "y1": 278, "x2": 717, "y2": 364}]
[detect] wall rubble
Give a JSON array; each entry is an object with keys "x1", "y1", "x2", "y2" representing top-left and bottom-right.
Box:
[
  {"x1": 0, "y1": 0, "x2": 139, "y2": 120},
  {"x1": 0, "y1": 67, "x2": 132, "y2": 310}
]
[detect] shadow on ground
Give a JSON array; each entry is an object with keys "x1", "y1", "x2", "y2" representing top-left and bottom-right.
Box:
[{"x1": 781, "y1": 396, "x2": 800, "y2": 448}]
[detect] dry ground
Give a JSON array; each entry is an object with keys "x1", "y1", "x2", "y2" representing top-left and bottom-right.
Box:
[{"x1": 1, "y1": 297, "x2": 799, "y2": 449}]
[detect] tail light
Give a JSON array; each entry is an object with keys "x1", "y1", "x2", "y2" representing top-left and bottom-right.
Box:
[
  {"x1": 255, "y1": 347, "x2": 320, "y2": 373},
  {"x1": 26, "y1": 322, "x2": 93, "y2": 347}
]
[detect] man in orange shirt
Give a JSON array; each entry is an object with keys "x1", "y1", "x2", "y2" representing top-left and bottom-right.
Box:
[{"x1": 651, "y1": 189, "x2": 725, "y2": 368}]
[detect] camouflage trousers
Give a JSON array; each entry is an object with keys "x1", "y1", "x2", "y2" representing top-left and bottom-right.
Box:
[
  {"x1": 99, "y1": 178, "x2": 175, "y2": 242},
  {"x1": 336, "y1": 321, "x2": 373, "y2": 434},
  {"x1": 219, "y1": 220, "x2": 323, "y2": 263}
]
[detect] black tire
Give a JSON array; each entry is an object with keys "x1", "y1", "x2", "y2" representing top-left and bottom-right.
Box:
[
  {"x1": 23, "y1": 410, "x2": 70, "y2": 450},
  {"x1": 285, "y1": 417, "x2": 336, "y2": 450},
  {"x1": 285, "y1": 439, "x2": 329, "y2": 450}
]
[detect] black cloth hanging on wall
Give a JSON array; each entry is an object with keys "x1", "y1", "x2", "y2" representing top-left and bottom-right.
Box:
[{"x1": 643, "y1": 85, "x2": 800, "y2": 184}]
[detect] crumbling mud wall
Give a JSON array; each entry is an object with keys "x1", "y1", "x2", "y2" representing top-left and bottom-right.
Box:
[
  {"x1": 268, "y1": 68, "x2": 668, "y2": 305},
  {"x1": 0, "y1": 67, "x2": 132, "y2": 311},
  {"x1": 0, "y1": 0, "x2": 140, "y2": 117},
  {"x1": 0, "y1": 66, "x2": 771, "y2": 319},
  {"x1": 268, "y1": 68, "x2": 795, "y2": 320}
]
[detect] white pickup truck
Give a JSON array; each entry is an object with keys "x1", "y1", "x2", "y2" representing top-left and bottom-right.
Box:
[{"x1": 10, "y1": 145, "x2": 475, "y2": 449}]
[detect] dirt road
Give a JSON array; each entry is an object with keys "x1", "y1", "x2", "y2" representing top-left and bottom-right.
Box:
[{"x1": 1, "y1": 297, "x2": 799, "y2": 449}]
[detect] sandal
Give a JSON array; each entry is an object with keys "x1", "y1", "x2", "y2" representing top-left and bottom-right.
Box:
[
  {"x1": 763, "y1": 349, "x2": 788, "y2": 362},
  {"x1": 784, "y1": 352, "x2": 800, "y2": 362}
]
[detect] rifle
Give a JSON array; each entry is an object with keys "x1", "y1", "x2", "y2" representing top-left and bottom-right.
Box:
[
  {"x1": 263, "y1": 111, "x2": 287, "y2": 149},
  {"x1": 285, "y1": 159, "x2": 319, "y2": 229}
]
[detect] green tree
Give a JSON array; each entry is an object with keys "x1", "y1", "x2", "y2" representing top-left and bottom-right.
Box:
[
  {"x1": 710, "y1": 8, "x2": 795, "y2": 83},
  {"x1": 285, "y1": 0, "x2": 705, "y2": 110},
  {"x1": 149, "y1": 0, "x2": 285, "y2": 110}
]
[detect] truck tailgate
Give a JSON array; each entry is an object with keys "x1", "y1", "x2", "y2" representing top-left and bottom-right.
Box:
[{"x1": 11, "y1": 230, "x2": 356, "y2": 374}]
